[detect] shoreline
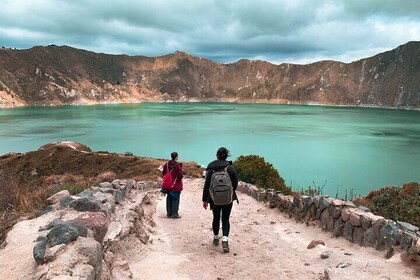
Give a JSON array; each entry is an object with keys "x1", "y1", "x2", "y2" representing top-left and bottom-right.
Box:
[
  {"x1": 1, "y1": 98, "x2": 419, "y2": 111},
  {"x1": 0, "y1": 142, "x2": 416, "y2": 199}
]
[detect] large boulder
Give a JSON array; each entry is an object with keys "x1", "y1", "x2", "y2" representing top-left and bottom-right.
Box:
[
  {"x1": 360, "y1": 215, "x2": 372, "y2": 230},
  {"x1": 343, "y1": 221, "x2": 353, "y2": 242},
  {"x1": 99, "y1": 182, "x2": 113, "y2": 189},
  {"x1": 333, "y1": 219, "x2": 344, "y2": 237},
  {"x1": 320, "y1": 209, "x2": 329, "y2": 228},
  {"x1": 330, "y1": 206, "x2": 342, "y2": 219},
  {"x1": 319, "y1": 197, "x2": 332, "y2": 211},
  {"x1": 327, "y1": 216, "x2": 335, "y2": 232},
  {"x1": 292, "y1": 196, "x2": 301, "y2": 208},
  {"x1": 70, "y1": 197, "x2": 101, "y2": 212},
  {"x1": 396, "y1": 221, "x2": 419, "y2": 233},
  {"x1": 66, "y1": 220, "x2": 88, "y2": 237},
  {"x1": 399, "y1": 231, "x2": 414, "y2": 249},
  {"x1": 303, "y1": 197, "x2": 314, "y2": 215},
  {"x1": 73, "y1": 237, "x2": 103, "y2": 278},
  {"x1": 47, "y1": 224, "x2": 80, "y2": 247},
  {"x1": 42, "y1": 237, "x2": 103, "y2": 280},
  {"x1": 380, "y1": 222, "x2": 400, "y2": 246},
  {"x1": 76, "y1": 212, "x2": 109, "y2": 243},
  {"x1": 362, "y1": 228, "x2": 377, "y2": 248},
  {"x1": 113, "y1": 189, "x2": 124, "y2": 204},
  {"x1": 47, "y1": 190, "x2": 70, "y2": 205},
  {"x1": 341, "y1": 207, "x2": 352, "y2": 222},
  {"x1": 349, "y1": 212, "x2": 361, "y2": 227},
  {"x1": 60, "y1": 196, "x2": 75, "y2": 208},
  {"x1": 76, "y1": 190, "x2": 94, "y2": 198},
  {"x1": 39, "y1": 219, "x2": 66, "y2": 231},
  {"x1": 353, "y1": 227, "x2": 365, "y2": 246},
  {"x1": 372, "y1": 218, "x2": 387, "y2": 238},
  {"x1": 93, "y1": 192, "x2": 108, "y2": 204},
  {"x1": 72, "y1": 264, "x2": 95, "y2": 280}
]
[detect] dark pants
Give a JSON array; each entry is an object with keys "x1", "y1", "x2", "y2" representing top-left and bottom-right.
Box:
[
  {"x1": 166, "y1": 192, "x2": 180, "y2": 216},
  {"x1": 211, "y1": 202, "x2": 233, "y2": 237}
]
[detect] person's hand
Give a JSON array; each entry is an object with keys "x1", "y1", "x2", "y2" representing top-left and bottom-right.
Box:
[{"x1": 203, "y1": 202, "x2": 208, "y2": 209}]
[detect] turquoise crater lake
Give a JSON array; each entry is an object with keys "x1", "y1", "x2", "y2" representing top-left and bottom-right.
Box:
[{"x1": 0, "y1": 102, "x2": 419, "y2": 197}]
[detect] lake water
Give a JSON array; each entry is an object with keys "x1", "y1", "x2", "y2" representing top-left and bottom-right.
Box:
[{"x1": 0, "y1": 103, "x2": 419, "y2": 197}]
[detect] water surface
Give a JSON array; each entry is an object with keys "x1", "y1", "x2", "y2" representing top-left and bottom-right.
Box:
[{"x1": 0, "y1": 103, "x2": 419, "y2": 197}]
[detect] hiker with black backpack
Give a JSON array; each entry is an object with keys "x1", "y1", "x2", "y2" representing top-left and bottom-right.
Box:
[
  {"x1": 161, "y1": 152, "x2": 183, "y2": 219},
  {"x1": 202, "y1": 147, "x2": 238, "y2": 252}
]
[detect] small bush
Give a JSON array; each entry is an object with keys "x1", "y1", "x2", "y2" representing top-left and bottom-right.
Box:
[
  {"x1": 362, "y1": 183, "x2": 420, "y2": 227},
  {"x1": 233, "y1": 155, "x2": 291, "y2": 194}
]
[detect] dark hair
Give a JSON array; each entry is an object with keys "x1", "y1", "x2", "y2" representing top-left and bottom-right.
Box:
[
  {"x1": 216, "y1": 147, "x2": 230, "y2": 160},
  {"x1": 171, "y1": 152, "x2": 178, "y2": 160}
]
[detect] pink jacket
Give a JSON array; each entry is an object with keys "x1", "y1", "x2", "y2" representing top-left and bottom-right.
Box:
[{"x1": 162, "y1": 160, "x2": 183, "y2": 192}]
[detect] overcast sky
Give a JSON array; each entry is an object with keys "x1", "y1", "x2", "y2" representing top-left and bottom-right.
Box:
[{"x1": 0, "y1": 0, "x2": 419, "y2": 64}]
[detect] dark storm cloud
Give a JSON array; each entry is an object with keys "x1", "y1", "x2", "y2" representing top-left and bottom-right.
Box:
[
  {"x1": 343, "y1": 0, "x2": 420, "y2": 18},
  {"x1": 0, "y1": 0, "x2": 419, "y2": 63}
]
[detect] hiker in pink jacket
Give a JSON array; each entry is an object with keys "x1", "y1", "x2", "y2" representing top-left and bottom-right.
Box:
[{"x1": 162, "y1": 152, "x2": 184, "y2": 219}]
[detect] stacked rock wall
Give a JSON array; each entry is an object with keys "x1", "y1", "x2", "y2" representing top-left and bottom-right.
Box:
[
  {"x1": 237, "y1": 182, "x2": 420, "y2": 253},
  {"x1": 33, "y1": 180, "x2": 160, "y2": 280}
]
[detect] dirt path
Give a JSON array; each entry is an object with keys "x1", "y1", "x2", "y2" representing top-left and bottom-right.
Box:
[{"x1": 126, "y1": 178, "x2": 416, "y2": 280}]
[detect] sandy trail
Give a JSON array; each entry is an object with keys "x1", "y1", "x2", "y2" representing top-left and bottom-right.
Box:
[{"x1": 127, "y1": 178, "x2": 416, "y2": 280}]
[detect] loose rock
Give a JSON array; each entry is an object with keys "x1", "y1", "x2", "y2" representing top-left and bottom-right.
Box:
[
  {"x1": 33, "y1": 237, "x2": 48, "y2": 264},
  {"x1": 307, "y1": 239, "x2": 325, "y2": 249},
  {"x1": 321, "y1": 250, "x2": 333, "y2": 259},
  {"x1": 336, "y1": 262, "x2": 352, "y2": 268}
]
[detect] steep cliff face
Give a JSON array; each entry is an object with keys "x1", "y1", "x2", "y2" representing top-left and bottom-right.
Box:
[{"x1": 0, "y1": 42, "x2": 419, "y2": 108}]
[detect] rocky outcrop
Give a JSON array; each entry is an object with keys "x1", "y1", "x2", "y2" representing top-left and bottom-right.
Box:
[
  {"x1": 0, "y1": 42, "x2": 419, "y2": 108},
  {"x1": 237, "y1": 182, "x2": 420, "y2": 257},
  {"x1": 0, "y1": 178, "x2": 161, "y2": 280}
]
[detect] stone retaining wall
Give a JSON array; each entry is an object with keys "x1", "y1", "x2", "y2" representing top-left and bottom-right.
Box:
[
  {"x1": 237, "y1": 182, "x2": 420, "y2": 254},
  {"x1": 33, "y1": 180, "x2": 160, "y2": 280}
]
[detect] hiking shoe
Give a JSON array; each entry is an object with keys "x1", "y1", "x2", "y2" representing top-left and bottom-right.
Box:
[
  {"x1": 213, "y1": 237, "x2": 219, "y2": 246},
  {"x1": 166, "y1": 214, "x2": 172, "y2": 218},
  {"x1": 222, "y1": 241, "x2": 230, "y2": 252},
  {"x1": 171, "y1": 214, "x2": 181, "y2": 219}
]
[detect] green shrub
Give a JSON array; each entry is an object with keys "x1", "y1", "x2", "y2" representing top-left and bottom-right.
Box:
[
  {"x1": 233, "y1": 155, "x2": 291, "y2": 194},
  {"x1": 369, "y1": 184, "x2": 420, "y2": 227}
]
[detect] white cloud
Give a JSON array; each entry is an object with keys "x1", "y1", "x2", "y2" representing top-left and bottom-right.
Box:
[{"x1": 0, "y1": 0, "x2": 418, "y2": 63}]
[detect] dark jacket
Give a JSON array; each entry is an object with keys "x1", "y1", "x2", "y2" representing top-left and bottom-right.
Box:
[
  {"x1": 162, "y1": 160, "x2": 183, "y2": 192},
  {"x1": 202, "y1": 160, "x2": 238, "y2": 204}
]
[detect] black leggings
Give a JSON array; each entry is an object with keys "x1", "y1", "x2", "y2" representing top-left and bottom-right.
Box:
[{"x1": 211, "y1": 202, "x2": 233, "y2": 237}]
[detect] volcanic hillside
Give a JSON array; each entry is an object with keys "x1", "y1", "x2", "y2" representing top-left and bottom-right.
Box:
[{"x1": 0, "y1": 42, "x2": 419, "y2": 108}]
